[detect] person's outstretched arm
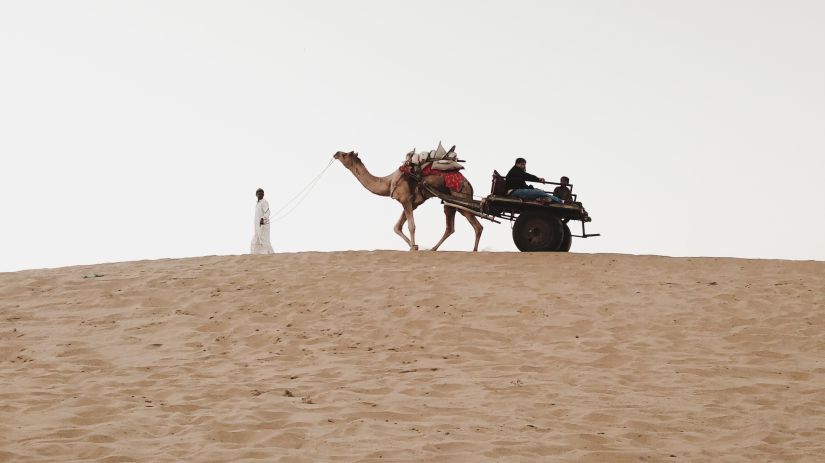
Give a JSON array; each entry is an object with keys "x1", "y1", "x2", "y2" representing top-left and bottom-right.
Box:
[{"x1": 524, "y1": 171, "x2": 545, "y2": 183}]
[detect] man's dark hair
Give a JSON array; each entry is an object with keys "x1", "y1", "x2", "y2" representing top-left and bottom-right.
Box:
[
  {"x1": 256, "y1": 188, "x2": 264, "y2": 194},
  {"x1": 515, "y1": 157, "x2": 526, "y2": 164},
  {"x1": 560, "y1": 176, "x2": 569, "y2": 183}
]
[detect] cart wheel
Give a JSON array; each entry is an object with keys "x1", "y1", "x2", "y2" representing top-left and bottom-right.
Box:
[
  {"x1": 512, "y1": 213, "x2": 564, "y2": 252},
  {"x1": 556, "y1": 222, "x2": 572, "y2": 252}
]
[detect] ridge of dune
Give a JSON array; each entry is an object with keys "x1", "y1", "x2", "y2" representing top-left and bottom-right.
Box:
[{"x1": 1, "y1": 251, "x2": 824, "y2": 462}]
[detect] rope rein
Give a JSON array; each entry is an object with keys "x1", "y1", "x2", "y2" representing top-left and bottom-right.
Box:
[{"x1": 269, "y1": 158, "x2": 335, "y2": 223}]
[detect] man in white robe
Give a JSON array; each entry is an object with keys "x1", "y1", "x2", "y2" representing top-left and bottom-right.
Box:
[{"x1": 250, "y1": 188, "x2": 274, "y2": 254}]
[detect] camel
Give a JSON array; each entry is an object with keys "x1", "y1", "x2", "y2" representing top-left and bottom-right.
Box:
[{"x1": 333, "y1": 150, "x2": 483, "y2": 251}]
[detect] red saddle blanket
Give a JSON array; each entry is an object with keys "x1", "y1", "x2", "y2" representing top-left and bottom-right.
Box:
[{"x1": 399, "y1": 165, "x2": 465, "y2": 192}]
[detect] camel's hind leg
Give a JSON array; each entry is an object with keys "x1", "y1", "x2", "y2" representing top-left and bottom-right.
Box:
[
  {"x1": 430, "y1": 205, "x2": 457, "y2": 251},
  {"x1": 458, "y1": 210, "x2": 483, "y2": 251}
]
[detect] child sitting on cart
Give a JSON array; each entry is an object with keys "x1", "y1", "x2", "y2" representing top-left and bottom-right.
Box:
[{"x1": 553, "y1": 176, "x2": 573, "y2": 203}]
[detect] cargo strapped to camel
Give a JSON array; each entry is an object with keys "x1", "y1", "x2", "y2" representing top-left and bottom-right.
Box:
[{"x1": 404, "y1": 141, "x2": 465, "y2": 173}]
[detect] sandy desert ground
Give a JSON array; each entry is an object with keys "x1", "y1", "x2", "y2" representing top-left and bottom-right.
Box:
[{"x1": 1, "y1": 251, "x2": 824, "y2": 462}]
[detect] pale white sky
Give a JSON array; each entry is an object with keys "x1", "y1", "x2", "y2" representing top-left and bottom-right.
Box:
[{"x1": 1, "y1": 1, "x2": 824, "y2": 272}]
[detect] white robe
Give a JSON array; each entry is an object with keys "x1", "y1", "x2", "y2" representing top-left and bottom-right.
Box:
[{"x1": 250, "y1": 199, "x2": 274, "y2": 254}]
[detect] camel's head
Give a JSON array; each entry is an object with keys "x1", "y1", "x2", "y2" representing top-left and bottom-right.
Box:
[{"x1": 333, "y1": 150, "x2": 361, "y2": 168}]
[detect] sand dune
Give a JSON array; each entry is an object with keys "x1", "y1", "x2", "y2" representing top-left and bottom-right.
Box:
[{"x1": 1, "y1": 251, "x2": 824, "y2": 462}]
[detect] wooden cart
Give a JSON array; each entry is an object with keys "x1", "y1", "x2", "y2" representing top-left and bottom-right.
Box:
[{"x1": 418, "y1": 171, "x2": 600, "y2": 252}]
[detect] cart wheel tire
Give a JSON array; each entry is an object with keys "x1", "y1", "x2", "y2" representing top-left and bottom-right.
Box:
[
  {"x1": 556, "y1": 223, "x2": 572, "y2": 252},
  {"x1": 512, "y1": 213, "x2": 564, "y2": 252}
]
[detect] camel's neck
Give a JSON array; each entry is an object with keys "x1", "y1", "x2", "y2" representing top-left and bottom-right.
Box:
[{"x1": 346, "y1": 162, "x2": 393, "y2": 196}]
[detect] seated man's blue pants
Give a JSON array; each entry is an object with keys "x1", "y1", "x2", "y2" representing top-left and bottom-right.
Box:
[{"x1": 509, "y1": 188, "x2": 561, "y2": 202}]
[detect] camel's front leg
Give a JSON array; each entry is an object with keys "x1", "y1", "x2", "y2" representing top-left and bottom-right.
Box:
[
  {"x1": 430, "y1": 205, "x2": 457, "y2": 251},
  {"x1": 459, "y1": 210, "x2": 484, "y2": 252},
  {"x1": 403, "y1": 205, "x2": 418, "y2": 251},
  {"x1": 393, "y1": 211, "x2": 412, "y2": 247}
]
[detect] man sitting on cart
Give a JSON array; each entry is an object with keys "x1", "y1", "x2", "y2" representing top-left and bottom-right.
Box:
[{"x1": 505, "y1": 157, "x2": 561, "y2": 202}]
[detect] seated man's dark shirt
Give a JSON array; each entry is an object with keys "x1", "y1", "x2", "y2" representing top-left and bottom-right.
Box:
[
  {"x1": 553, "y1": 185, "x2": 572, "y2": 202},
  {"x1": 505, "y1": 166, "x2": 541, "y2": 192}
]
